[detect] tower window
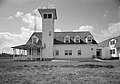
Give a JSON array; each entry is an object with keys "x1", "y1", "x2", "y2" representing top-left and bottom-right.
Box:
[
  {"x1": 48, "y1": 14, "x2": 52, "y2": 19},
  {"x1": 43, "y1": 14, "x2": 47, "y2": 19},
  {"x1": 43, "y1": 14, "x2": 52, "y2": 19}
]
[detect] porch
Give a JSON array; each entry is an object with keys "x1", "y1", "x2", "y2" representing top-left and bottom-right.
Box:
[{"x1": 11, "y1": 44, "x2": 43, "y2": 60}]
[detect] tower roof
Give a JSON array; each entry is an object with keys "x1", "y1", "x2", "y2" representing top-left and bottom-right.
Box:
[{"x1": 38, "y1": 8, "x2": 57, "y2": 19}]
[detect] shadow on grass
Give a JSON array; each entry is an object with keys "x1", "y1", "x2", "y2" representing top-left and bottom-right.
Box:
[{"x1": 61, "y1": 64, "x2": 114, "y2": 68}]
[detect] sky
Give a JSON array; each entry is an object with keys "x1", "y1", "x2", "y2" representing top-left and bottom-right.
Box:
[{"x1": 0, "y1": 0, "x2": 120, "y2": 53}]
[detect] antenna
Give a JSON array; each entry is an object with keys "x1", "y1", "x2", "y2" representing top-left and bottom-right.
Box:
[{"x1": 34, "y1": 12, "x2": 36, "y2": 32}]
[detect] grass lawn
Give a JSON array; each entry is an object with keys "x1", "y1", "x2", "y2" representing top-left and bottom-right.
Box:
[{"x1": 0, "y1": 60, "x2": 120, "y2": 84}]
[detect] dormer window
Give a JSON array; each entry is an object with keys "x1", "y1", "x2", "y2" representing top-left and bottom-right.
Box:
[
  {"x1": 32, "y1": 35, "x2": 38, "y2": 44},
  {"x1": 32, "y1": 38, "x2": 37, "y2": 44},
  {"x1": 88, "y1": 37, "x2": 92, "y2": 42},
  {"x1": 43, "y1": 14, "x2": 52, "y2": 19},
  {"x1": 64, "y1": 35, "x2": 70, "y2": 43},
  {"x1": 109, "y1": 39, "x2": 116, "y2": 46},
  {"x1": 74, "y1": 35, "x2": 80, "y2": 43}
]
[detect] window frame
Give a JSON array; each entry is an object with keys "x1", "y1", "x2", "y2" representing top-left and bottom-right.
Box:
[
  {"x1": 29, "y1": 49, "x2": 31, "y2": 55},
  {"x1": 74, "y1": 35, "x2": 80, "y2": 43},
  {"x1": 37, "y1": 48, "x2": 40, "y2": 55},
  {"x1": 88, "y1": 37, "x2": 92, "y2": 42},
  {"x1": 64, "y1": 35, "x2": 70, "y2": 43},
  {"x1": 65, "y1": 50, "x2": 72, "y2": 55},
  {"x1": 55, "y1": 50, "x2": 59, "y2": 56},
  {"x1": 43, "y1": 13, "x2": 52, "y2": 19},
  {"x1": 78, "y1": 50, "x2": 81, "y2": 55},
  {"x1": 110, "y1": 49, "x2": 115, "y2": 54}
]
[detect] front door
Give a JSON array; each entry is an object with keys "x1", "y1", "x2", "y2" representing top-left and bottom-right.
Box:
[{"x1": 96, "y1": 49, "x2": 102, "y2": 59}]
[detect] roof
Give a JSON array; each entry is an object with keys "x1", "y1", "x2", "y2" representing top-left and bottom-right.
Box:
[
  {"x1": 11, "y1": 44, "x2": 43, "y2": 50},
  {"x1": 12, "y1": 31, "x2": 97, "y2": 49},
  {"x1": 26, "y1": 31, "x2": 97, "y2": 45},
  {"x1": 98, "y1": 35, "x2": 120, "y2": 48},
  {"x1": 38, "y1": 9, "x2": 57, "y2": 19}
]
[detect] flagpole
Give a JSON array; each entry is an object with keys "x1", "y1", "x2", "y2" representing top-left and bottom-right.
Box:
[{"x1": 34, "y1": 12, "x2": 36, "y2": 32}]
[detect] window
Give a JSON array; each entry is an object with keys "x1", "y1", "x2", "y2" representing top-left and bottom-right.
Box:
[
  {"x1": 55, "y1": 50, "x2": 59, "y2": 56},
  {"x1": 48, "y1": 14, "x2": 52, "y2": 19},
  {"x1": 78, "y1": 50, "x2": 81, "y2": 55},
  {"x1": 49, "y1": 31, "x2": 51, "y2": 36},
  {"x1": 29, "y1": 49, "x2": 31, "y2": 55},
  {"x1": 88, "y1": 37, "x2": 92, "y2": 42},
  {"x1": 64, "y1": 35, "x2": 70, "y2": 43},
  {"x1": 37, "y1": 48, "x2": 40, "y2": 55},
  {"x1": 91, "y1": 48, "x2": 93, "y2": 50},
  {"x1": 110, "y1": 40, "x2": 115, "y2": 45},
  {"x1": 44, "y1": 43, "x2": 46, "y2": 48},
  {"x1": 110, "y1": 49, "x2": 115, "y2": 54},
  {"x1": 32, "y1": 38, "x2": 37, "y2": 44},
  {"x1": 65, "y1": 50, "x2": 72, "y2": 55},
  {"x1": 43, "y1": 14, "x2": 52, "y2": 19},
  {"x1": 43, "y1": 14, "x2": 47, "y2": 19},
  {"x1": 69, "y1": 50, "x2": 72, "y2": 55},
  {"x1": 65, "y1": 50, "x2": 68, "y2": 55},
  {"x1": 74, "y1": 35, "x2": 80, "y2": 43}
]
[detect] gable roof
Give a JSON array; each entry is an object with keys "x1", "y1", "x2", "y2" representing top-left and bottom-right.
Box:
[
  {"x1": 26, "y1": 31, "x2": 97, "y2": 45},
  {"x1": 98, "y1": 35, "x2": 120, "y2": 48}
]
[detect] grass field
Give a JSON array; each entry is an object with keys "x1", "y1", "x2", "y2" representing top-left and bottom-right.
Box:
[{"x1": 0, "y1": 60, "x2": 120, "y2": 84}]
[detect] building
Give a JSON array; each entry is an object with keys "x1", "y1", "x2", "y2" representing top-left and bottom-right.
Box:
[
  {"x1": 98, "y1": 36, "x2": 120, "y2": 59},
  {"x1": 11, "y1": 8, "x2": 98, "y2": 60}
]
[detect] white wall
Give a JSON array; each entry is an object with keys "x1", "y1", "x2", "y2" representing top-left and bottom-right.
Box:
[
  {"x1": 100, "y1": 47, "x2": 110, "y2": 58},
  {"x1": 54, "y1": 44, "x2": 97, "y2": 59}
]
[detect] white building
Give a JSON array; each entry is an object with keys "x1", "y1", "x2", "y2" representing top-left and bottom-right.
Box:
[
  {"x1": 11, "y1": 8, "x2": 98, "y2": 60},
  {"x1": 98, "y1": 36, "x2": 120, "y2": 60}
]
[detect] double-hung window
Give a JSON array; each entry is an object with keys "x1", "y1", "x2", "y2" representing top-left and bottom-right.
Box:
[
  {"x1": 43, "y1": 14, "x2": 52, "y2": 19},
  {"x1": 65, "y1": 50, "x2": 72, "y2": 55}
]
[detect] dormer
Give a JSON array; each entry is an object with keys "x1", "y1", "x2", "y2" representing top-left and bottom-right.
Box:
[
  {"x1": 64, "y1": 35, "x2": 70, "y2": 43},
  {"x1": 109, "y1": 39, "x2": 116, "y2": 46},
  {"x1": 74, "y1": 35, "x2": 80, "y2": 43},
  {"x1": 32, "y1": 35, "x2": 39, "y2": 44},
  {"x1": 86, "y1": 35, "x2": 93, "y2": 43}
]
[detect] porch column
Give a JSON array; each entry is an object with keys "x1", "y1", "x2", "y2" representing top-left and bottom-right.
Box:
[
  {"x1": 13, "y1": 48, "x2": 16, "y2": 60},
  {"x1": 22, "y1": 49, "x2": 24, "y2": 60},
  {"x1": 31, "y1": 48, "x2": 33, "y2": 60},
  {"x1": 40, "y1": 48, "x2": 42, "y2": 60},
  {"x1": 19, "y1": 49, "x2": 21, "y2": 59}
]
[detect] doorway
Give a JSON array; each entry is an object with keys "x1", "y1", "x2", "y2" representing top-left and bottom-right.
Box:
[{"x1": 96, "y1": 49, "x2": 102, "y2": 59}]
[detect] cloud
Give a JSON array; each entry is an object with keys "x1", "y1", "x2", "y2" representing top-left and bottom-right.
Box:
[
  {"x1": 101, "y1": 22, "x2": 120, "y2": 38},
  {"x1": 54, "y1": 29, "x2": 62, "y2": 32},
  {"x1": 73, "y1": 25, "x2": 94, "y2": 33},
  {"x1": 0, "y1": 27, "x2": 33, "y2": 53},
  {"x1": 15, "y1": 10, "x2": 42, "y2": 31},
  {"x1": 15, "y1": 11, "x2": 24, "y2": 17},
  {"x1": 7, "y1": 16, "x2": 13, "y2": 20}
]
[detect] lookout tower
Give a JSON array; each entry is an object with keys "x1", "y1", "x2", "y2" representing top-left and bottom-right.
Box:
[{"x1": 38, "y1": 9, "x2": 57, "y2": 59}]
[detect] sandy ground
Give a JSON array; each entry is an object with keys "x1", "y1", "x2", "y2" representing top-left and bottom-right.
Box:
[{"x1": 0, "y1": 60, "x2": 120, "y2": 84}]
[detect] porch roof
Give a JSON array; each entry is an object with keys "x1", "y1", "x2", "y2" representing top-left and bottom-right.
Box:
[{"x1": 11, "y1": 44, "x2": 43, "y2": 50}]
